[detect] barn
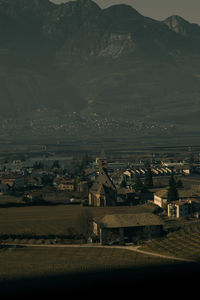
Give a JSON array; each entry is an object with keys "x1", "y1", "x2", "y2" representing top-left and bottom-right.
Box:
[{"x1": 93, "y1": 213, "x2": 164, "y2": 245}]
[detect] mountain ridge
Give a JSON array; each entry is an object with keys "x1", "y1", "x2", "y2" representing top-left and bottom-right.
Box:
[{"x1": 164, "y1": 14, "x2": 200, "y2": 40}]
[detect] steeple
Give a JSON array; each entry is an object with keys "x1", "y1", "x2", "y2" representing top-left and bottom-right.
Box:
[{"x1": 99, "y1": 149, "x2": 107, "y2": 173}]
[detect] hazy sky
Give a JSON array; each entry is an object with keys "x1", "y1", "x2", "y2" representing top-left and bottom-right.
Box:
[{"x1": 51, "y1": 0, "x2": 200, "y2": 24}]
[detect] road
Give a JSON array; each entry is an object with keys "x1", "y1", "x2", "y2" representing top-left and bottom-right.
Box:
[{"x1": 1, "y1": 242, "x2": 195, "y2": 263}]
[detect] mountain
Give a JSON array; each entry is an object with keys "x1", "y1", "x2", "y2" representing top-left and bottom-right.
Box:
[
  {"x1": 0, "y1": 0, "x2": 200, "y2": 147},
  {"x1": 164, "y1": 15, "x2": 200, "y2": 40}
]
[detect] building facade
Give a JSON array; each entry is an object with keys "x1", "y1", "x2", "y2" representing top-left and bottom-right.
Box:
[
  {"x1": 89, "y1": 151, "x2": 117, "y2": 207},
  {"x1": 168, "y1": 200, "x2": 191, "y2": 218},
  {"x1": 93, "y1": 213, "x2": 164, "y2": 245}
]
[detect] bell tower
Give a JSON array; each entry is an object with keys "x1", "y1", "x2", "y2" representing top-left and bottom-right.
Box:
[{"x1": 99, "y1": 149, "x2": 107, "y2": 173}]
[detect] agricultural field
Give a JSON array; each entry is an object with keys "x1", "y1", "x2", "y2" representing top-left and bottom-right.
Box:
[
  {"x1": 0, "y1": 245, "x2": 178, "y2": 282},
  {"x1": 0, "y1": 203, "x2": 157, "y2": 236},
  {"x1": 140, "y1": 223, "x2": 200, "y2": 261}
]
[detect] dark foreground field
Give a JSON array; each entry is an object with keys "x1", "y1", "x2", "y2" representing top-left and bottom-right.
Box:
[
  {"x1": 0, "y1": 246, "x2": 174, "y2": 280},
  {"x1": 1, "y1": 204, "x2": 200, "y2": 297},
  {"x1": 0, "y1": 245, "x2": 199, "y2": 298}
]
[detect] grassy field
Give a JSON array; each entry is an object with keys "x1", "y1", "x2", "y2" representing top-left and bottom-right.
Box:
[
  {"x1": 140, "y1": 222, "x2": 200, "y2": 261},
  {"x1": 0, "y1": 203, "x2": 157, "y2": 236},
  {"x1": 0, "y1": 245, "x2": 177, "y2": 282},
  {"x1": 0, "y1": 203, "x2": 179, "y2": 285},
  {"x1": 0, "y1": 201, "x2": 198, "y2": 285}
]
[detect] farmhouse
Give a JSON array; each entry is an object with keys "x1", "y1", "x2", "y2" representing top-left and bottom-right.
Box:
[
  {"x1": 154, "y1": 188, "x2": 200, "y2": 208},
  {"x1": 93, "y1": 213, "x2": 164, "y2": 245},
  {"x1": 168, "y1": 198, "x2": 200, "y2": 218},
  {"x1": 168, "y1": 200, "x2": 191, "y2": 218}
]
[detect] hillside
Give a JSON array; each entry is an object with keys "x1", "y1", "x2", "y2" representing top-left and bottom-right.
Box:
[{"x1": 0, "y1": 0, "x2": 200, "y2": 146}]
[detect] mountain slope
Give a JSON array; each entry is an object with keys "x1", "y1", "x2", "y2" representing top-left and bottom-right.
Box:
[{"x1": 0, "y1": 0, "x2": 200, "y2": 144}]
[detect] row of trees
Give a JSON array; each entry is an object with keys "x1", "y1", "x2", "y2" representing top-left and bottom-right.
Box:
[{"x1": 123, "y1": 167, "x2": 154, "y2": 192}]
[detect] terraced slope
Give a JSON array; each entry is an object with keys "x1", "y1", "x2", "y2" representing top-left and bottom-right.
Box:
[{"x1": 140, "y1": 222, "x2": 200, "y2": 261}]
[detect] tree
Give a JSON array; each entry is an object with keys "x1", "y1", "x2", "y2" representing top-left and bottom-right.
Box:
[
  {"x1": 134, "y1": 176, "x2": 144, "y2": 191},
  {"x1": 167, "y1": 174, "x2": 179, "y2": 202},
  {"x1": 33, "y1": 161, "x2": 44, "y2": 170},
  {"x1": 120, "y1": 177, "x2": 127, "y2": 188},
  {"x1": 76, "y1": 209, "x2": 93, "y2": 241},
  {"x1": 144, "y1": 168, "x2": 153, "y2": 189},
  {"x1": 52, "y1": 160, "x2": 60, "y2": 169},
  {"x1": 177, "y1": 179, "x2": 183, "y2": 188},
  {"x1": 68, "y1": 158, "x2": 81, "y2": 176},
  {"x1": 144, "y1": 160, "x2": 151, "y2": 168},
  {"x1": 169, "y1": 173, "x2": 176, "y2": 188}
]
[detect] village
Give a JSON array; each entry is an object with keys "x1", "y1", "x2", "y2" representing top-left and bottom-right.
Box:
[{"x1": 1, "y1": 148, "x2": 200, "y2": 246}]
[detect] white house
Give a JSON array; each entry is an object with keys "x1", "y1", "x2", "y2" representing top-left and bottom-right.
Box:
[
  {"x1": 154, "y1": 189, "x2": 168, "y2": 208},
  {"x1": 168, "y1": 201, "x2": 191, "y2": 218}
]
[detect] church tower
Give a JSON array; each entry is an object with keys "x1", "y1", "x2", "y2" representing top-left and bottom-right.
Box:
[
  {"x1": 99, "y1": 149, "x2": 107, "y2": 173},
  {"x1": 89, "y1": 149, "x2": 116, "y2": 207}
]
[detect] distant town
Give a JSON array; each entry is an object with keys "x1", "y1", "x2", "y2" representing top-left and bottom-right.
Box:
[
  {"x1": 0, "y1": 112, "x2": 178, "y2": 142},
  {"x1": 1, "y1": 147, "x2": 200, "y2": 246}
]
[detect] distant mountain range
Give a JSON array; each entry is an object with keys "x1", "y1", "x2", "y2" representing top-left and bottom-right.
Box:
[{"x1": 0, "y1": 0, "x2": 200, "y2": 146}]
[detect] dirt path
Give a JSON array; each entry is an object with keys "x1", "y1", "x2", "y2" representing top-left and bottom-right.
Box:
[
  {"x1": 121, "y1": 246, "x2": 195, "y2": 263},
  {"x1": 1, "y1": 242, "x2": 195, "y2": 263}
]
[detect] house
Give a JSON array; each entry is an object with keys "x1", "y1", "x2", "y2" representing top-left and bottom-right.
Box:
[
  {"x1": 89, "y1": 151, "x2": 117, "y2": 207},
  {"x1": 123, "y1": 170, "x2": 132, "y2": 178},
  {"x1": 117, "y1": 187, "x2": 139, "y2": 205},
  {"x1": 161, "y1": 162, "x2": 191, "y2": 175},
  {"x1": 26, "y1": 176, "x2": 43, "y2": 187},
  {"x1": 53, "y1": 177, "x2": 75, "y2": 191},
  {"x1": 0, "y1": 174, "x2": 26, "y2": 189},
  {"x1": 184, "y1": 198, "x2": 200, "y2": 217},
  {"x1": 77, "y1": 181, "x2": 89, "y2": 194},
  {"x1": 154, "y1": 188, "x2": 200, "y2": 208},
  {"x1": 93, "y1": 213, "x2": 164, "y2": 245},
  {"x1": 110, "y1": 169, "x2": 124, "y2": 186},
  {"x1": 173, "y1": 164, "x2": 191, "y2": 176},
  {"x1": 168, "y1": 200, "x2": 192, "y2": 218},
  {"x1": 58, "y1": 179, "x2": 75, "y2": 191},
  {"x1": 151, "y1": 168, "x2": 159, "y2": 176},
  {"x1": 154, "y1": 189, "x2": 168, "y2": 208}
]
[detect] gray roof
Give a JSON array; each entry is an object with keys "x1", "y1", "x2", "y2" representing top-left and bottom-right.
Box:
[
  {"x1": 94, "y1": 213, "x2": 163, "y2": 228},
  {"x1": 90, "y1": 169, "x2": 116, "y2": 193}
]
